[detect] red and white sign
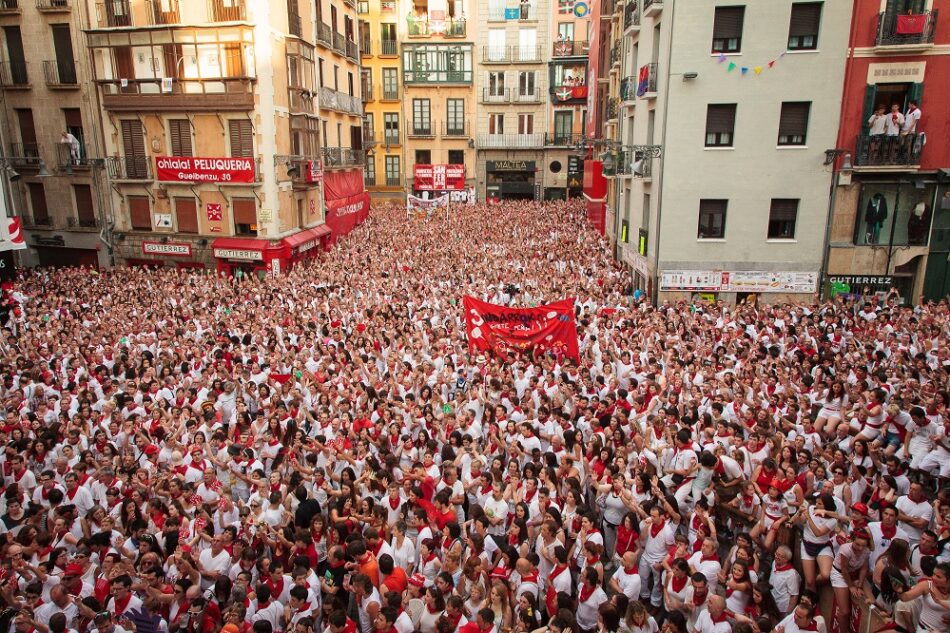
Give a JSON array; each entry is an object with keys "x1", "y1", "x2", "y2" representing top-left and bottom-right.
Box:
[
  {"x1": 309, "y1": 199, "x2": 317, "y2": 216},
  {"x1": 156, "y1": 156, "x2": 256, "y2": 183},
  {"x1": 463, "y1": 296, "x2": 580, "y2": 361},
  {"x1": 414, "y1": 164, "x2": 465, "y2": 191},
  {"x1": 142, "y1": 241, "x2": 193, "y2": 257},
  {"x1": 307, "y1": 160, "x2": 324, "y2": 183},
  {"x1": 206, "y1": 203, "x2": 223, "y2": 221}
]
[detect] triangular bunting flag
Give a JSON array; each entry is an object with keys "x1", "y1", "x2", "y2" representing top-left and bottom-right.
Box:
[
  {"x1": 740, "y1": 67, "x2": 749, "y2": 75},
  {"x1": 754, "y1": 66, "x2": 762, "y2": 75},
  {"x1": 728, "y1": 62, "x2": 736, "y2": 72},
  {"x1": 768, "y1": 60, "x2": 775, "y2": 68},
  {"x1": 718, "y1": 54, "x2": 727, "y2": 63}
]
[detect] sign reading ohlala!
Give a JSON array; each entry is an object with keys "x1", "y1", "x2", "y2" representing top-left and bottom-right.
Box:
[{"x1": 155, "y1": 156, "x2": 256, "y2": 183}]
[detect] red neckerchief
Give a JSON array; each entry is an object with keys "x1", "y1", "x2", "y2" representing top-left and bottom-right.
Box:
[
  {"x1": 112, "y1": 593, "x2": 132, "y2": 616},
  {"x1": 710, "y1": 610, "x2": 729, "y2": 624},
  {"x1": 700, "y1": 552, "x2": 719, "y2": 563},
  {"x1": 775, "y1": 562, "x2": 794, "y2": 572},
  {"x1": 425, "y1": 602, "x2": 441, "y2": 614},
  {"x1": 649, "y1": 520, "x2": 666, "y2": 538},
  {"x1": 692, "y1": 588, "x2": 708, "y2": 605},
  {"x1": 66, "y1": 486, "x2": 80, "y2": 500},
  {"x1": 388, "y1": 495, "x2": 401, "y2": 510},
  {"x1": 578, "y1": 583, "x2": 597, "y2": 603},
  {"x1": 670, "y1": 574, "x2": 688, "y2": 593},
  {"x1": 265, "y1": 576, "x2": 284, "y2": 598},
  {"x1": 13, "y1": 468, "x2": 26, "y2": 482},
  {"x1": 881, "y1": 524, "x2": 897, "y2": 539},
  {"x1": 799, "y1": 619, "x2": 818, "y2": 631},
  {"x1": 524, "y1": 489, "x2": 536, "y2": 503},
  {"x1": 520, "y1": 571, "x2": 538, "y2": 584}
]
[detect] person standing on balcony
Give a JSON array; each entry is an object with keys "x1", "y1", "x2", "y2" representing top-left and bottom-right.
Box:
[
  {"x1": 867, "y1": 104, "x2": 887, "y2": 163},
  {"x1": 900, "y1": 100, "x2": 922, "y2": 161},
  {"x1": 60, "y1": 131, "x2": 81, "y2": 164},
  {"x1": 520, "y1": 0, "x2": 530, "y2": 20},
  {"x1": 884, "y1": 104, "x2": 904, "y2": 163}
]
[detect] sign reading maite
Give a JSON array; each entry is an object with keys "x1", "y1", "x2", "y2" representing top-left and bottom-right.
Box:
[
  {"x1": 155, "y1": 156, "x2": 256, "y2": 183},
  {"x1": 414, "y1": 164, "x2": 465, "y2": 191},
  {"x1": 142, "y1": 241, "x2": 192, "y2": 257},
  {"x1": 213, "y1": 248, "x2": 263, "y2": 261}
]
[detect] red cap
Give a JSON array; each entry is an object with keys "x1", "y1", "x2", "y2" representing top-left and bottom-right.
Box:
[
  {"x1": 852, "y1": 503, "x2": 869, "y2": 516},
  {"x1": 143, "y1": 444, "x2": 160, "y2": 457},
  {"x1": 408, "y1": 574, "x2": 426, "y2": 588},
  {"x1": 64, "y1": 563, "x2": 84, "y2": 577}
]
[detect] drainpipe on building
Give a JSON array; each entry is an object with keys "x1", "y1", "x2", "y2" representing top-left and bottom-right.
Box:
[{"x1": 819, "y1": 167, "x2": 839, "y2": 300}]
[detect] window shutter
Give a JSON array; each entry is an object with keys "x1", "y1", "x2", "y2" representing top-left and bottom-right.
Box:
[
  {"x1": 908, "y1": 82, "x2": 924, "y2": 108},
  {"x1": 74, "y1": 185, "x2": 95, "y2": 223},
  {"x1": 861, "y1": 84, "x2": 877, "y2": 132},
  {"x1": 229, "y1": 120, "x2": 253, "y2": 157},
  {"x1": 770, "y1": 199, "x2": 798, "y2": 221},
  {"x1": 232, "y1": 198, "x2": 257, "y2": 225},
  {"x1": 28, "y1": 183, "x2": 49, "y2": 222},
  {"x1": 779, "y1": 102, "x2": 810, "y2": 138},
  {"x1": 121, "y1": 120, "x2": 145, "y2": 156},
  {"x1": 128, "y1": 196, "x2": 151, "y2": 230},
  {"x1": 175, "y1": 198, "x2": 198, "y2": 233},
  {"x1": 713, "y1": 7, "x2": 745, "y2": 39},
  {"x1": 63, "y1": 108, "x2": 83, "y2": 128},
  {"x1": 789, "y1": 3, "x2": 822, "y2": 37},
  {"x1": 169, "y1": 119, "x2": 193, "y2": 157},
  {"x1": 706, "y1": 104, "x2": 736, "y2": 134}
]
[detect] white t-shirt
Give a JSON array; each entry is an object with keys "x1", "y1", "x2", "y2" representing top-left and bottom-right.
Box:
[
  {"x1": 611, "y1": 565, "x2": 641, "y2": 601},
  {"x1": 894, "y1": 495, "x2": 933, "y2": 543},
  {"x1": 197, "y1": 548, "x2": 232, "y2": 589}
]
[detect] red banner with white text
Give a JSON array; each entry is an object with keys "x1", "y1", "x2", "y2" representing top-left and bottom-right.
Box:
[
  {"x1": 323, "y1": 170, "x2": 370, "y2": 239},
  {"x1": 463, "y1": 296, "x2": 579, "y2": 361},
  {"x1": 414, "y1": 164, "x2": 466, "y2": 191}
]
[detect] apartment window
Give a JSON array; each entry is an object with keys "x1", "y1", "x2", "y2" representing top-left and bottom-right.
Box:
[
  {"x1": 448, "y1": 150, "x2": 464, "y2": 166},
  {"x1": 488, "y1": 71, "x2": 505, "y2": 96},
  {"x1": 488, "y1": 29, "x2": 506, "y2": 61},
  {"x1": 74, "y1": 185, "x2": 96, "y2": 227},
  {"x1": 175, "y1": 197, "x2": 199, "y2": 234},
  {"x1": 3, "y1": 26, "x2": 27, "y2": 85},
  {"x1": 365, "y1": 157, "x2": 376, "y2": 184},
  {"x1": 168, "y1": 119, "x2": 193, "y2": 157},
  {"x1": 233, "y1": 198, "x2": 257, "y2": 236},
  {"x1": 51, "y1": 24, "x2": 77, "y2": 85},
  {"x1": 364, "y1": 112, "x2": 375, "y2": 139},
  {"x1": 413, "y1": 99, "x2": 431, "y2": 134},
  {"x1": 447, "y1": 99, "x2": 464, "y2": 134},
  {"x1": 348, "y1": 72, "x2": 354, "y2": 97},
  {"x1": 415, "y1": 150, "x2": 431, "y2": 165},
  {"x1": 518, "y1": 114, "x2": 534, "y2": 135},
  {"x1": 489, "y1": 113, "x2": 504, "y2": 135},
  {"x1": 788, "y1": 3, "x2": 822, "y2": 51},
  {"x1": 705, "y1": 104, "x2": 736, "y2": 147},
  {"x1": 385, "y1": 155, "x2": 400, "y2": 186},
  {"x1": 228, "y1": 120, "x2": 254, "y2": 157},
  {"x1": 698, "y1": 199, "x2": 727, "y2": 239},
  {"x1": 384, "y1": 112, "x2": 399, "y2": 144},
  {"x1": 28, "y1": 183, "x2": 50, "y2": 225},
  {"x1": 712, "y1": 6, "x2": 745, "y2": 54},
  {"x1": 382, "y1": 68, "x2": 398, "y2": 99},
  {"x1": 768, "y1": 199, "x2": 798, "y2": 239},
  {"x1": 554, "y1": 111, "x2": 573, "y2": 142},
  {"x1": 128, "y1": 196, "x2": 151, "y2": 230},
  {"x1": 519, "y1": 71, "x2": 536, "y2": 97},
  {"x1": 558, "y1": 23, "x2": 574, "y2": 40},
  {"x1": 778, "y1": 102, "x2": 810, "y2": 146}
]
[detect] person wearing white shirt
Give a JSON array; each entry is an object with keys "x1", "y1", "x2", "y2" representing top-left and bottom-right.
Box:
[
  {"x1": 893, "y1": 482, "x2": 933, "y2": 547},
  {"x1": 574, "y1": 567, "x2": 608, "y2": 632},
  {"x1": 769, "y1": 545, "x2": 801, "y2": 616},
  {"x1": 608, "y1": 552, "x2": 641, "y2": 602}
]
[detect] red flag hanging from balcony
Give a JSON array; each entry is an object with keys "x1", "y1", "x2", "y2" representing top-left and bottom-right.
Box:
[
  {"x1": 463, "y1": 296, "x2": 580, "y2": 362},
  {"x1": 896, "y1": 14, "x2": 926, "y2": 34}
]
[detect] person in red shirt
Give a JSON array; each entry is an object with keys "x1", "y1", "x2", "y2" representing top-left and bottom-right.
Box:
[{"x1": 379, "y1": 554, "x2": 408, "y2": 595}]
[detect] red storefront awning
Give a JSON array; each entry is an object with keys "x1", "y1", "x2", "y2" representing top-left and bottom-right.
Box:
[
  {"x1": 210, "y1": 237, "x2": 267, "y2": 251},
  {"x1": 282, "y1": 224, "x2": 331, "y2": 250}
]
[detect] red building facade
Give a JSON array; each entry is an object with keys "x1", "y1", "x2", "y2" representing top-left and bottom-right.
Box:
[{"x1": 827, "y1": 0, "x2": 950, "y2": 300}]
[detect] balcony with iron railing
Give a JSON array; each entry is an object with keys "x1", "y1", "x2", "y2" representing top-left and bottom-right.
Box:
[
  {"x1": 107, "y1": 155, "x2": 151, "y2": 180},
  {"x1": 610, "y1": 44, "x2": 621, "y2": 68},
  {"x1": 642, "y1": 0, "x2": 661, "y2": 17},
  {"x1": 620, "y1": 75, "x2": 636, "y2": 102},
  {"x1": 333, "y1": 32, "x2": 347, "y2": 54},
  {"x1": 317, "y1": 87, "x2": 362, "y2": 115},
  {"x1": 407, "y1": 17, "x2": 467, "y2": 38},
  {"x1": 149, "y1": 0, "x2": 180, "y2": 24},
  {"x1": 37, "y1": 0, "x2": 72, "y2": 12},
  {"x1": 322, "y1": 147, "x2": 365, "y2": 169},
  {"x1": 381, "y1": 84, "x2": 399, "y2": 100},
  {"x1": 342, "y1": 0, "x2": 356, "y2": 8},
  {"x1": 440, "y1": 121, "x2": 469, "y2": 138},
  {"x1": 407, "y1": 123, "x2": 435, "y2": 138},
  {"x1": 364, "y1": 171, "x2": 376, "y2": 187},
  {"x1": 383, "y1": 132, "x2": 400, "y2": 146},
  {"x1": 44, "y1": 60, "x2": 78, "y2": 88},
  {"x1": 544, "y1": 132, "x2": 584, "y2": 147},
  {"x1": 0, "y1": 0, "x2": 19, "y2": 12},
  {"x1": 477, "y1": 133, "x2": 543, "y2": 149},
  {"x1": 317, "y1": 22, "x2": 332, "y2": 47},
  {"x1": 288, "y1": 11, "x2": 302, "y2": 37},
  {"x1": 614, "y1": 151, "x2": 652, "y2": 178},
  {"x1": 67, "y1": 216, "x2": 99, "y2": 229},
  {"x1": 553, "y1": 40, "x2": 588, "y2": 57},
  {"x1": 384, "y1": 174, "x2": 402, "y2": 187},
  {"x1": 97, "y1": 75, "x2": 256, "y2": 111},
  {"x1": 0, "y1": 61, "x2": 29, "y2": 88},
  {"x1": 481, "y1": 87, "x2": 541, "y2": 104},
  {"x1": 875, "y1": 10, "x2": 938, "y2": 48},
  {"x1": 380, "y1": 39, "x2": 398, "y2": 56},
  {"x1": 483, "y1": 45, "x2": 542, "y2": 63},
  {"x1": 606, "y1": 99, "x2": 619, "y2": 121},
  {"x1": 360, "y1": 38, "x2": 371, "y2": 56},
  {"x1": 362, "y1": 125, "x2": 375, "y2": 145},
  {"x1": 23, "y1": 215, "x2": 53, "y2": 229},
  {"x1": 56, "y1": 143, "x2": 91, "y2": 169},
  {"x1": 854, "y1": 133, "x2": 923, "y2": 169},
  {"x1": 7, "y1": 143, "x2": 42, "y2": 168},
  {"x1": 361, "y1": 82, "x2": 373, "y2": 101},
  {"x1": 346, "y1": 39, "x2": 359, "y2": 60},
  {"x1": 624, "y1": 2, "x2": 640, "y2": 31}
]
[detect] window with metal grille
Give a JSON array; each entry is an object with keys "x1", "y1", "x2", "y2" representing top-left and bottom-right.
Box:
[
  {"x1": 365, "y1": 157, "x2": 376, "y2": 184},
  {"x1": 168, "y1": 119, "x2": 193, "y2": 157},
  {"x1": 382, "y1": 68, "x2": 398, "y2": 99},
  {"x1": 712, "y1": 6, "x2": 745, "y2": 54},
  {"x1": 768, "y1": 199, "x2": 798, "y2": 239},
  {"x1": 384, "y1": 112, "x2": 399, "y2": 144},
  {"x1": 698, "y1": 199, "x2": 727, "y2": 239},
  {"x1": 778, "y1": 102, "x2": 810, "y2": 146},
  {"x1": 385, "y1": 155, "x2": 400, "y2": 185},
  {"x1": 705, "y1": 104, "x2": 736, "y2": 147},
  {"x1": 228, "y1": 119, "x2": 253, "y2": 157},
  {"x1": 447, "y1": 99, "x2": 464, "y2": 134},
  {"x1": 788, "y1": 3, "x2": 821, "y2": 51}
]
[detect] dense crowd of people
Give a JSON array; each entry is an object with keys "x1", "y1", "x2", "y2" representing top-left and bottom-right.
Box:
[{"x1": 0, "y1": 199, "x2": 948, "y2": 633}]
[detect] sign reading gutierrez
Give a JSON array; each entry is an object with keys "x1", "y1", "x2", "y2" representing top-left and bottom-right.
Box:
[{"x1": 155, "y1": 156, "x2": 256, "y2": 183}]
